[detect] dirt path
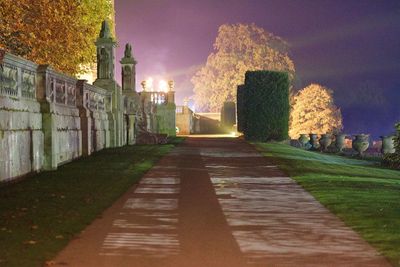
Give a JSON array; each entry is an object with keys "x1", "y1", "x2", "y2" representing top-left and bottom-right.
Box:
[{"x1": 54, "y1": 137, "x2": 391, "y2": 267}]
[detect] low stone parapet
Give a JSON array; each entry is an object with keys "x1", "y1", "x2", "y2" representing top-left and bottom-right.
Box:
[
  {"x1": 77, "y1": 80, "x2": 111, "y2": 155},
  {"x1": 0, "y1": 52, "x2": 43, "y2": 182},
  {"x1": 36, "y1": 65, "x2": 82, "y2": 170}
]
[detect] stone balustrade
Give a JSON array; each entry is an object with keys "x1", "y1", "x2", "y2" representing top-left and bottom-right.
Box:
[
  {"x1": 0, "y1": 52, "x2": 43, "y2": 181},
  {"x1": 36, "y1": 65, "x2": 82, "y2": 170},
  {"x1": 0, "y1": 53, "x2": 37, "y2": 100},
  {"x1": 77, "y1": 81, "x2": 112, "y2": 155},
  {"x1": 1, "y1": 22, "x2": 177, "y2": 182},
  {"x1": 0, "y1": 51, "x2": 113, "y2": 182}
]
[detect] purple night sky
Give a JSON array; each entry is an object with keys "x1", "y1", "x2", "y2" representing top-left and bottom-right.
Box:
[{"x1": 114, "y1": 0, "x2": 400, "y2": 137}]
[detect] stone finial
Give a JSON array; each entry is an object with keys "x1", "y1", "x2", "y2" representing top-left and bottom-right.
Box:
[
  {"x1": 124, "y1": 44, "x2": 132, "y2": 58},
  {"x1": 141, "y1": 80, "x2": 147, "y2": 91},
  {"x1": 120, "y1": 43, "x2": 137, "y2": 65},
  {"x1": 168, "y1": 80, "x2": 174, "y2": 91},
  {"x1": 99, "y1": 20, "x2": 112, "y2": 39}
]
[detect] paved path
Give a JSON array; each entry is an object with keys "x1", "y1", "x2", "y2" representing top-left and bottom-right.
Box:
[{"x1": 54, "y1": 137, "x2": 391, "y2": 267}]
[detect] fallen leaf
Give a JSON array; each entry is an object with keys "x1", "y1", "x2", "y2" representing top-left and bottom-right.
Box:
[
  {"x1": 55, "y1": 235, "x2": 64, "y2": 239},
  {"x1": 23, "y1": 240, "x2": 37, "y2": 245},
  {"x1": 45, "y1": 260, "x2": 56, "y2": 266}
]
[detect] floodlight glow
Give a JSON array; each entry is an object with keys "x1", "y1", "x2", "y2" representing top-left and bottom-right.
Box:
[
  {"x1": 146, "y1": 77, "x2": 154, "y2": 91},
  {"x1": 159, "y1": 80, "x2": 168, "y2": 92}
]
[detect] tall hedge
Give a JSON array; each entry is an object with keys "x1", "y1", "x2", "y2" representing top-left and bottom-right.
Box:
[
  {"x1": 242, "y1": 70, "x2": 289, "y2": 141},
  {"x1": 236, "y1": 85, "x2": 246, "y2": 133}
]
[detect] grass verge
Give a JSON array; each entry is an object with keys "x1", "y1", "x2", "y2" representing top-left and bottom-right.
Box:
[
  {"x1": 0, "y1": 138, "x2": 184, "y2": 267},
  {"x1": 255, "y1": 142, "x2": 400, "y2": 267}
]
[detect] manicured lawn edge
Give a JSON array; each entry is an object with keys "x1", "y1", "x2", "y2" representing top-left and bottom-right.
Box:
[
  {"x1": 254, "y1": 142, "x2": 400, "y2": 267},
  {"x1": 0, "y1": 137, "x2": 184, "y2": 267}
]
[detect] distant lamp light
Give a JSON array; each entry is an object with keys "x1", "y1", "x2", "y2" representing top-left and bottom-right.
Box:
[
  {"x1": 146, "y1": 77, "x2": 154, "y2": 91},
  {"x1": 159, "y1": 80, "x2": 168, "y2": 92}
]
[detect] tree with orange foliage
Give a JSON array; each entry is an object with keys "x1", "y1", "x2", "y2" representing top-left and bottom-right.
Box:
[
  {"x1": 191, "y1": 23, "x2": 295, "y2": 112},
  {"x1": 289, "y1": 84, "x2": 343, "y2": 139},
  {"x1": 0, "y1": 0, "x2": 113, "y2": 75}
]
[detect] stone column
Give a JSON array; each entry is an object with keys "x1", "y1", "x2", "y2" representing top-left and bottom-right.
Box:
[
  {"x1": 76, "y1": 80, "x2": 92, "y2": 156},
  {"x1": 93, "y1": 20, "x2": 124, "y2": 148}
]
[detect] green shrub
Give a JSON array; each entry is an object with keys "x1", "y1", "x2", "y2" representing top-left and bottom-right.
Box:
[
  {"x1": 242, "y1": 70, "x2": 289, "y2": 141},
  {"x1": 236, "y1": 85, "x2": 246, "y2": 133}
]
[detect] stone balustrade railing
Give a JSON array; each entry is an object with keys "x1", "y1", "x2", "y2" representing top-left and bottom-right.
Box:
[
  {"x1": 0, "y1": 53, "x2": 37, "y2": 100},
  {"x1": 176, "y1": 106, "x2": 184, "y2": 114},
  {"x1": 80, "y1": 81, "x2": 112, "y2": 112},
  {"x1": 150, "y1": 91, "x2": 167, "y2": 104},
  {"x1": 141, "y1": 91, "x2": 175, "y2": 105},
  {"x1": 0, "y1": 51, "x2": 112, "y2": 182},
  {"x1": 37, "y1": 65, "x2": 78, "y2": 107}
]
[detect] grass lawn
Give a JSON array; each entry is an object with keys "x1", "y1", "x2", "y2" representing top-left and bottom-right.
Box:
[
  {"x1": 255, "y1": 142, "x2": 400, "y2": 267},
  {"x1": 0, "y1": 138, "x2": 183, "y2": 267}
]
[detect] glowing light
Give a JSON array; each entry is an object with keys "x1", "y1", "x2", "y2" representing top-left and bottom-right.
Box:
[
  {"x1": 146, "y1": 77, "x2": 154, "y2": 91},
  {"x1": 159, "y1": 80, "x2": 168, "y2": 92}
]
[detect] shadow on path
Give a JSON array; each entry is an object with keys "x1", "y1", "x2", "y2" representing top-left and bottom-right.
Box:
[{"x1": 54, "y1": 137, "x2": 391, "y2": 267}]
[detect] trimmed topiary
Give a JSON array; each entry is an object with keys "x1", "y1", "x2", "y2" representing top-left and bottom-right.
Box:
[{"x1": 242, "y1": 70, "x2": 289, "y2": 142}]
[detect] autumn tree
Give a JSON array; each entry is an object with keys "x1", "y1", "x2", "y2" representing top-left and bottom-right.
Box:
[
  {"x1": 0, "y1": 0, "x2": 113, "y2": 75},
  {"x1": 289, "y1": 84, "x2": 343, "y2": 139},
  {"x1": 191, "y1": 23, "x2": 295, "y2": 112}
]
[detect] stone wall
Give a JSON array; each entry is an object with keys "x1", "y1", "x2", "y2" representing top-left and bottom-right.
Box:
[
  {"x1": 36, "y1": 65, "x2": 82, "y2": 170},
  {"x1": 0, "y1": 51, "x2": 113, "y2": 182},
  {"x1": 155, "y1": 103, "x2": 176, "y2": 136},
  {"x1": 77, "y1": 80, "x2": 111, "y2": 155},
  {"x1": 140, "y1": 91, "x2": 176, "y2": 137},
  {"x1": 176, "y1": 105, "x2": 193, "y2": 135},
  {"x1": 0, "y1": 53, "x2": 43, "y2": 181},
  {"x1": 1, "y1": 21, "x2": 177, "y2": 182}
]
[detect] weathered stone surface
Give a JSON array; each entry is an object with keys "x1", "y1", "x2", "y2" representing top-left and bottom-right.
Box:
[
  {"x1": 1, "y1": 28, "x2": 176, "y2": 182},
  {"x1": 37, "y1": 65, "x2": 83, "y2": 170},
  {"x1": 0, "y1": 52, "x2": 43, "y2": 182},
  {"x1": 0, "y1": 129, "x2": 43, "y2": 182}
]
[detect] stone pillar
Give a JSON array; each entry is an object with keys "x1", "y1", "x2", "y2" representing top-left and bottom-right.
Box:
[
  {"x1": 76, "y1": 80, "x2": 92, "y2": 156},
  {"x1": 120, "y1": 43, "x2": 137, "y2": 92},
  {"x1": 93, "y1": 20, "x2": 124, "y2": 148},
  {"x1": 121, "y1": 43, "x2": 139, "y2": 145},
  {"x1": 96, "y1": 21, "x2": 116, "y2": 80},
  {"x1": 167, "y1": 80, "x2": 175, "y2": 104}
]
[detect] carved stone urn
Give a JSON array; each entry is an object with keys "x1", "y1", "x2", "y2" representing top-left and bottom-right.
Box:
[
  {"x1": 334, "y1": 134, "x2": 347, "y2": 152},
  {"x1": 309, "y1": 134, "x2": 320, "y2": 150},
  {"x1": 319, "y1": 134, "x2": 332, "y2": 151},
  {"x1": 380, "y1": 135, "x2": 395, "y2": 154},
  {"x1": 298, "y1": 134, "x2": 309, "y2": 149},
  {"x1": 352, "y1": 134, "x2": 370, "y2": 156}
]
